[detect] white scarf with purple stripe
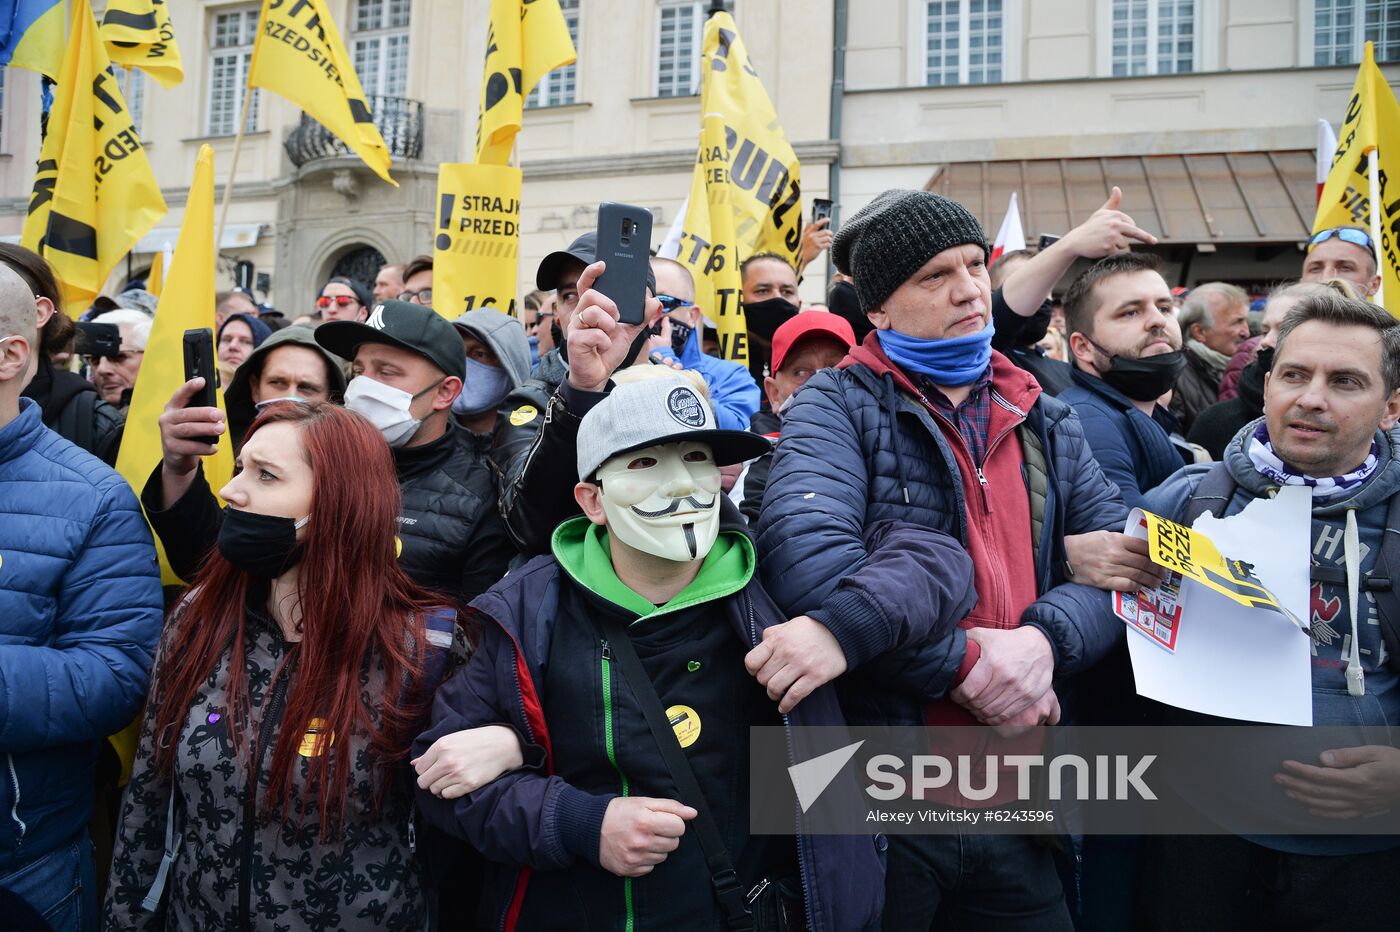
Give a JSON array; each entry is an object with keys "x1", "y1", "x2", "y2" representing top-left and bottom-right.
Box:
[{"x1": 1246, "y1": 423, "x2": 1379, "y2": 502}]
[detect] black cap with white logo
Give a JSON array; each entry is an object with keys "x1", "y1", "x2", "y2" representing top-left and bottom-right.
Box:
[{"x1": 315, "y1": 299, "x2": 466, "y2": 379}]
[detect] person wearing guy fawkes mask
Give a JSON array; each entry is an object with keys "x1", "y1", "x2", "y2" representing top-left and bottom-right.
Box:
[
  {"x1": 1058, "y1": 253, "x2": 1198, "y2": 512},
  {"x1": 412, "y1": 373, "x2": 939, "y2": 932}
]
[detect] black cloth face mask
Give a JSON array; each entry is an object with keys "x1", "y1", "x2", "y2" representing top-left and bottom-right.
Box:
[
  {"x1": 1086, "y1": 336, "x2": 1187, "y2": 402},
  {"x1": 217, "y1": 508, "x2": 308, "y2": 578},
  {"x1": 744, "y1": 297, "x2": 799, "y2": 341},
  {"x1": 669, "y1": 318, "x2": 694, "y2": 357}
]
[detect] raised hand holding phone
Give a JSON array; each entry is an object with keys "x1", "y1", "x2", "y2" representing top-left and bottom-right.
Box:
[{"x1": 567, "y1": 262, "x2": 664, "y2": 393}]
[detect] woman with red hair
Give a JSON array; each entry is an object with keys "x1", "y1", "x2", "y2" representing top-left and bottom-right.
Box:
[{"x1": 104, "y1": 403, "x2": 493, "y2": 930}]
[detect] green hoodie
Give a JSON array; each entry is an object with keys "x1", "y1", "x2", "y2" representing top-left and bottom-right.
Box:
[{"x1": 551, "y1": 515, "x2": 754, "y2": 621}]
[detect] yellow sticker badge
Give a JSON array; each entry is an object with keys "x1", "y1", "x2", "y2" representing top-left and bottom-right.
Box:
[
  {"x1": 298, "y1": 718, "x2": 335, "y2": 758},
  {"x1": 666, "y1": 704, "x2": 701, "y2": 749},
  {"x1": 509, "y1": 404, "x2": 539, "y2": 427}
]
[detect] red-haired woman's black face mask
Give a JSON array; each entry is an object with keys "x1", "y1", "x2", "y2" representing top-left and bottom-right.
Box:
[{"x1": 217, "y1": 509, "x2": 308, "y2": 578}]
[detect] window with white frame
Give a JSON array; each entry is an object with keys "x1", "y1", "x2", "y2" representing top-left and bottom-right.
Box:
[
  {"x1": 656, "y1": 0, "x2": 703, "y2": 97},
  {"x1": 207, "y1": 7, "x2": 260, "y2": 136},
  {"x1": 924, "y1": 0, "x2": 1004, "y2": 86},
  {"x1": 352, "y1": 0, "x2": 411, "y2": 99},
  {"x1": 1111, "y1": 0, "x2": 1196, "y2": 76},
  {"x1": 119, "y1": 67, "x2": 145, "y2": 134},
  {"x1": 1315, "y1": 0, "x2": 1400, "y2": 65},
  {"x1": 528, "y1": 0, "x2": 579, "y2": 107}
]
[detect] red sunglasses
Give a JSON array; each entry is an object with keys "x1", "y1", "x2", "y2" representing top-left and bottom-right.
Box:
[{"x1": 316, "y1": 295, "x2": 359, "y2": 309}]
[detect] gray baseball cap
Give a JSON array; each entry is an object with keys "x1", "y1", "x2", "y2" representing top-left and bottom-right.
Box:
[{"x1": 577, "y1": 375, "x2": 772, "y2": 480}]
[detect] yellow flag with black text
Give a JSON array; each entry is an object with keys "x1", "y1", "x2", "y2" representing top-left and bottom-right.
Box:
[
  {"x1": 475, "y1": 0, "x2": 577, "y2": 165},
  {"x1": 433, "y1": 163, "x2": 522, "y2": 320},
  {"x1": 116, "y1": 146, "x2": 235, "y2": 586},
  {"x1": 20, "y1": 0, "x2": 166, "y2": 315},
  {"x1": 670, "y1": 12, "x2": 803, "y2": 361},
  {"x1": 1314, "y1": 41, "x2": 1400, "y2": 319},
  {"x1": 100, "y1": 0, "x2": 184, "y2": 88},
  {"x1": 248, "y1": 0, "x2": 395, "y2": 184}
]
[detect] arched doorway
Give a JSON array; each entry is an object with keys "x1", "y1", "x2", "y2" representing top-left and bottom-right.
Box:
[{"x1": 329, "y1": 245, "x2": 387, "y2": 287}]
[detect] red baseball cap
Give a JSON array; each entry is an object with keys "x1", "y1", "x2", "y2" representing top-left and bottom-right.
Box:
[{"x1": 770, "y1": 312, "x2": 856, "y2": 373}]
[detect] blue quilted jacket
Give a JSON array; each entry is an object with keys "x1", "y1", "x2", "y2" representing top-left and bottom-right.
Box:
[
  {"x1": 757, "y1": 343, "x2": 1129, "y2": 725},
  {"x1": 0, "y1": 400, "x2": 163, "y2": 871}
]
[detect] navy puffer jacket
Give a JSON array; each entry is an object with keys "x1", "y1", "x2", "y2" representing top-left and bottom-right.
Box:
[
  {"x1": 757, "y1": 346, "x2": 1129, "y2": 724},
  {"x1": 0, "y1": 400, "x2": 163, "y2": 871}
]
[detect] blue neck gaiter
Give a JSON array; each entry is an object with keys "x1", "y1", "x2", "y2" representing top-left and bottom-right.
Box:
[{"x1": 877, "y1": 316, "x2": 995, "y2": 386}]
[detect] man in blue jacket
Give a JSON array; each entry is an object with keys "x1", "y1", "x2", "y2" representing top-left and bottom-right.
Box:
[
  {"x1": 650, "y1": 256, "x2": 760, "y2": 430},
  {"x1": 0, "y1": 266, "x2": 163, "y2": 930},
  {"x1": 1132, "y1": 291, "x2": 1400, "y2": 931},
  {"x1": 756, "y1": 189, "x2": 1130, "y2": 929},
  {"x1": 1059, "y1": 252, "x2": 1195, "y2": 513}
]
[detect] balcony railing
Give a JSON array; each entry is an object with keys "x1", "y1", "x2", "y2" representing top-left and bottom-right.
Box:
[{"x1": 284, "y1": 94, "x2": 424, "y2": 168}]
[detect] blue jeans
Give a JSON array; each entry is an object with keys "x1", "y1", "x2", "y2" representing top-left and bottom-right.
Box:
[
  {"x1": 882, "y1": 832, "x2": 1074, "y2": 932},
  {"x1": 0, "y1": 834, "x2": 97, "y2": 932}
]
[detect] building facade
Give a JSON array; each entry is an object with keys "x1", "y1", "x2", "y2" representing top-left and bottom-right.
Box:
[{"x1": 0, "y1": 0, "x2": 1396, "y2": 313}]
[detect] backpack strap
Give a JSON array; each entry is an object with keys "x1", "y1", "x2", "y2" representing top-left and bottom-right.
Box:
[
  {"x1": 1183, "y1": 462, "x2": 1237, "y2": 525},
  {"x1": 1376, "y1": 495, "x2": 1400, "y2": 674},
  {"x1": 57, "y1": 389, "x2": 96, "y2": 456}
]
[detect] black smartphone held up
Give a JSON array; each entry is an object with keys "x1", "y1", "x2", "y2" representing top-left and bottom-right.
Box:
[
  {"x1": 1038, "y1": 233, "x2": 1062, "y2": 251},
  {"x1": 182, "y1": 328, "x2": 220, "y2": 446},
  {"x1": 595, "y1": 202, "x2": 654, "y2": 325},
  {"x1": 74, "y1": 322, "x2": 121, "y2": 359},
  {"x1": 812, "y1": 198, "x2": 833, "y2": 226}
]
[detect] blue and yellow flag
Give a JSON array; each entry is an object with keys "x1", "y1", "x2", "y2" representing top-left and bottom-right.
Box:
[{"x1": 0, "y1": 0, "x2": 64, "y2": 78}]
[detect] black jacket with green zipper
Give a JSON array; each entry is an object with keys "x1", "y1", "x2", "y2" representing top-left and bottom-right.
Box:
[{"x1": 414, "y1": 514, "x2": 978, "y2": 932}]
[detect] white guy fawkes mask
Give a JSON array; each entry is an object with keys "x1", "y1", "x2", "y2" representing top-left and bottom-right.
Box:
[{"x1": 595, "y1": 440, "x2": 723, "y2": 562}]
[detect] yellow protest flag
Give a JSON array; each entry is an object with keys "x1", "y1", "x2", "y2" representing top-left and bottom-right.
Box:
[
  {"x1": 1314, "y1": 41, "x2": 1400, "y2": 319},
  {"x1": 248, "y1": 0, "x2": 395, "y2": 185},
  {"x1": 433, "y1": 164, "x2": 522, "y2": 320},
  {"x1": 146, "y1": 249, "x2": 164, "y2": 297},
  {"x1": 1, "y1": 0, "x2": 65, "y2": 79},
  {"x1": 475, "y1": 0, "x2": 577, "y2": 165},
  {"x1": 100, "y1": 0, "x2": 184, "y2": 88},
  {"x1": 669, "y1": 11, "x2": 803, "y2": 361},
  {"x1": 116, "y1": 146, "x2": 234, "y2": 586},
  {"x1": 20, "y1": 0, "x2": 166, "y2": 315}
]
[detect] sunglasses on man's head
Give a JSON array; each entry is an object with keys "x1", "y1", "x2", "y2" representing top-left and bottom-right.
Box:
[
  {"x1": 316, "y1": 295, "x2": 360, "y2": 309},
  {"x1": 1308, "y1": 227, "x2": 1374, "y2": 251}
]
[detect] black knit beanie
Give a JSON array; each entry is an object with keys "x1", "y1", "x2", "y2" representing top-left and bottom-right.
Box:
[{"x1": 830, "y1": 190, "x2": 989, "y2": 313}]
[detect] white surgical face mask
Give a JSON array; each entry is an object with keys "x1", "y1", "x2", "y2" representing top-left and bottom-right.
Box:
[
  {"x1": 344, "y1": 375, "x2": 424, "y2": 448},
  {"x1": 596, "y1": 441, "x2": 722, "y2": 562}
]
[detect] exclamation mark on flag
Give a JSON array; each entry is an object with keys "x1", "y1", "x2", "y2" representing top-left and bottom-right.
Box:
[{"x1": 436, "y1": 194, "x2": 454, "y2": 251}]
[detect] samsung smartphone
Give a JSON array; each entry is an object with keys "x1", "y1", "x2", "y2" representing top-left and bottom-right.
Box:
[
  {"x1": 182, "y1": 328, "x2": 220, "y2": 446},
  {"x1": 812, "y1": 198, "x2": 833, "y2": 225},
  {"x1": 74, "y1": 322, "x2": 121, "y2": 359},
  {"x1": 595, "y1": 202, "x2": 654, "y2": 325}
]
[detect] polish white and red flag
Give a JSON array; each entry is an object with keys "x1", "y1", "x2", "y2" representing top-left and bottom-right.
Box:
[
  {"x1": 990, "y1": 192, "x2": 1026, "y2": 263},
  {"x1": 1317, "y1": 118, "x2": 1339, "y2": 205}
]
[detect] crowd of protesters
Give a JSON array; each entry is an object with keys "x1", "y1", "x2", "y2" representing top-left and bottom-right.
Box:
[{"x1": 1, "y1": 183, "x2": 1397, "y2": 932}]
